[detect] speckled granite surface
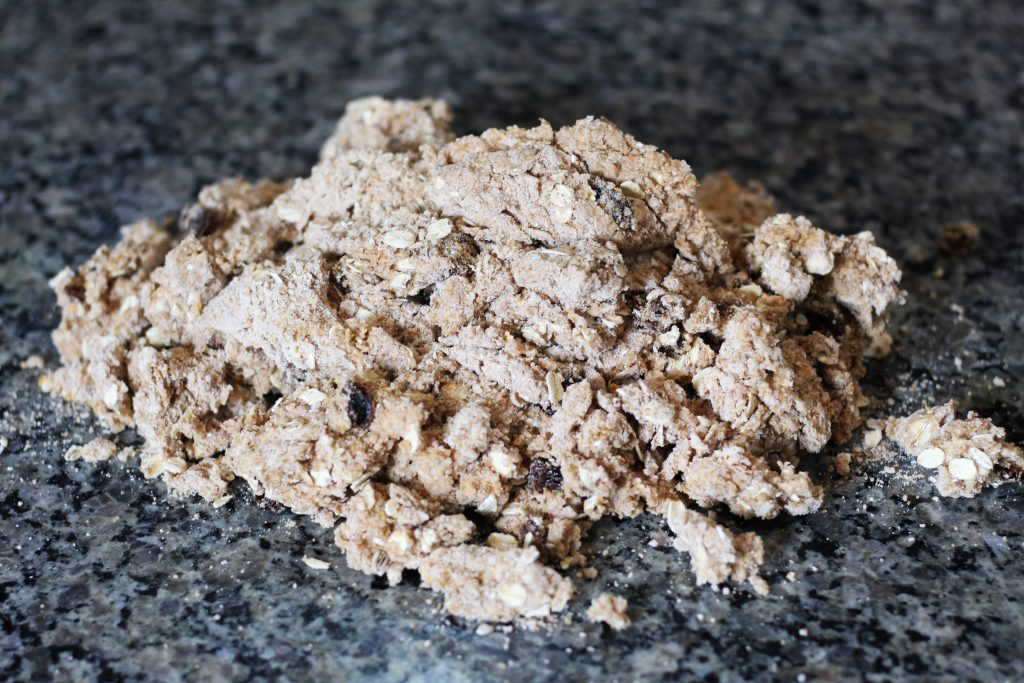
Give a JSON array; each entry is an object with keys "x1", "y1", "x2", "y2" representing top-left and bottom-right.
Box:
[{"x1": 1, "y1": 1, "x2": 1023, "y2": 681}]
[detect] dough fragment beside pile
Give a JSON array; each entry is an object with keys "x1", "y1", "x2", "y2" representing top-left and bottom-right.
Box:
[
  {"x1": 46, "y1": 96, "x2": 909, "y2": 622},
  {"x1": 887, "y1": 401, "x2": 1024, "y2": 497}
]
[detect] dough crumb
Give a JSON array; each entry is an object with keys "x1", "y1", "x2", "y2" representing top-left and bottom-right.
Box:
[
  {"x1": 586, "y1": 592, "x2": 631, "y2": 630},
  {"x1": 20, "y1": 355, "x2": 45, "y2": 370},
  {"x1": 666, "y1": 501, "x2": 768, "y2": 595},
  {"x1": 862, "y1": 429, "x2": 883, "y2": 449},
  {"x1": 832, "y1": 452, "x2": 852, "y2": 477},
  {"x1": 886, "y1": 401, "x2": 1024, "y2": 497},
  {"x1": 64, "y1": 438, "x2": 118, "y2": 463},
  {"x1": 864, "y1": 331, "x2": 893, "y2": 359}
]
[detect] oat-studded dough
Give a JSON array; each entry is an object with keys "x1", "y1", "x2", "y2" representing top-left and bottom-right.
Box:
[
  {"x1": 586, "y1": 593, "x2": 631, "y2": 630},
  {"x1": 745, "y1": 214, "x2": 903, "y2": 336},
  {"x1": 64, "y1": 437, "x2": 118, "y2": 463},
  {"x1": 46, "y1": 97, "x2": 904, "y2": 621},
  {"x1": 665, "y1": 500, "x2": 768, "y2": 595},
  {"x1": 886, "y1": 401, "x2": 1023, "y2": 497},
  {"x1": 420, "y1": 545, "x2": 574, "y2": 621}
]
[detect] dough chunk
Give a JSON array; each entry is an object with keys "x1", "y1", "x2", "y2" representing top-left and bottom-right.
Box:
[
  {"x1": 693, "y1": 308, "x2": 832, "y2": 451},
  {"x1": 64, "y1": 438, "x2": 118, "y2": 463},
  {"x1": 419, "y1": 545, "x2": 574, "y2": 621},
  {"x1": 335, "y1": 483, "x2": 475, "y2": 584},
  {"x1": 747, "y1": 214, "x2": 903, "y2": 335},
  {"x1": 165, "y1": 458, "x2": 234, "y2": 507},
  {"x1": 681, "y1": 445, "x2": 821, "y2": 519},
  {"x1": 225, "y1": 379, "x2": 419, "y2": 525},
  {"x1": 887, "y1": 401, "x2": 1024, "y2": 497},
  {"x1": 47, "y1": 219, "x2": 175, "y2": 429}
]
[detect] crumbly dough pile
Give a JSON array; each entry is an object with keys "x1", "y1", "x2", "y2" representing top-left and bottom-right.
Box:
[
  {"x1": 45, "y1": 97, "x2": 906, "y2": 622},
  {"x1": 887, "y1": 401, "x2": 1024, "y2": 497}
]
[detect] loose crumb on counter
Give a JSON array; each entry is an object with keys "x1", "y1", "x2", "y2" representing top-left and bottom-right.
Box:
[
  {"x1": 20, "y1": 355, "x2": 45, "y2": 370},
  {"x1": 887, "y1": 401, "x2": 1024, "y2": 497},
  {"x1": 63, "y1": 437, "x2": 117, "y2": 463},
  {"x1": 586, "y1": 593, "x2": 631, "y2": 630}
]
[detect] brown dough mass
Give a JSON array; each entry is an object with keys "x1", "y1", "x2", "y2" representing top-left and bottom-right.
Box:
[{"x1": 46, "y1": 97, "x2": 906, "y2": 622}]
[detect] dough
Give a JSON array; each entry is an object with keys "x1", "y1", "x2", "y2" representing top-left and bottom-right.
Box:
[
  {"x1": 887, "y1": 401, "x2": 1024, "y2": 497},
  {"x1": 46, "y1": 97, "x2": 906, "y2": 622}
]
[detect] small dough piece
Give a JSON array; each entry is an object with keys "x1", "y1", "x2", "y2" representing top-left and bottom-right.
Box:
[
  {"x1": 665, "y1": 501, "x2": 768, "y2": 595},
  {"x1": 127, "y1": 346, "x2": 252, "y2": 477},
  {"x1": 586, "y1": 593, "x2": 631, "y2": 630},
  {"x1": 419, "y1": 545, "x2": 574, "y2": 622},
  {"x1": 191, "y1": 247, "x2": 354, "y2": 383},
  {"x1": 440, "y1": 325, "x2": 552, "y2": 408},
  {"x1": 749, "y1": 214, "x2": 841, "y2": 301},
  {"x1": 681, "y1": 445, "x2": 822, "y2": 519},
  {"x1": 825, "y1": 232, "x2": 904, "y2": 336},
  {"x1": 164, "y1": 458, "x2": 234, "y2": 507},
  {"x1": 273, "y1": 150, "x2": 425, "y2": 230},
  {"x1": 886, "y1": 401, "x2": 1024, "y2": 497},
  {"x1": 47, "y1": 219, "x2": 175, "y2": 429},
  {"x1": 225, "y1": 380, "x2": 416, "y2": 525},
  {"x1": 555, "y1": 116, "x2": 727, "y2": 271},
  {"x1": 692, "y1": 308, "x2": 832, "y2": 452},
  {"x1": 64, "y1": 438, "x2": 118, "y2": 463},
  {"x1": 20, "y1": 355, "x2": 45, "y2": 370},
  {"x1": 334, "y1": 483, "x2": 475, "y2": 584},
  {"x1": 509, "y1": 242, "x2": 625, "y2": 313}
]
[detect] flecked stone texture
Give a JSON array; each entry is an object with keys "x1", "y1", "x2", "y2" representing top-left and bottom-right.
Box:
[{"x1": 1, "y1": 1, "x2": 1023, "y2": 681}]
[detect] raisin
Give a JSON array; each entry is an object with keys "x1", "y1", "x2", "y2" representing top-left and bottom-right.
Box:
[
  {"x1": 346, "y1": 382, "x2": 374, "y2": 428},
  {"x1": 407, "y1": 284, "x2": 435, "y2": 306},
  {"x1": 63, "y1": 281, "x2": 86, "y2": 302},
  {"x1": 179, "y1": 203, "x2": 216, "y2": 238},
  {"x1": 527, "y1": 458, "x2": 562, "y2": 490}
]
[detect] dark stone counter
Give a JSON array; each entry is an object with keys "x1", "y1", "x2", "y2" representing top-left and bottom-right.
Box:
[{"x1": 1, "y1": 1, "x2": 1022, "y2": 680}]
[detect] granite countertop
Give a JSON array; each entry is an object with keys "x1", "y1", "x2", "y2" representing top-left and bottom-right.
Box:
[{"x1": 1, "y1": 1, "x2": 1023, "y2": 681}]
